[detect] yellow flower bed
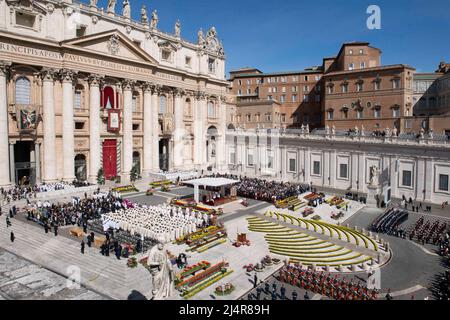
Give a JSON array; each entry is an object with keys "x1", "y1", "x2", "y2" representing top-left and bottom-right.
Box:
[{"x1": 183, "y1": 270, "x2": 234, "y2": 299}]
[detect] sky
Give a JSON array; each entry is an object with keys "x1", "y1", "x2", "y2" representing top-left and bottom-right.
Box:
[{"x1": 82, "y1": 0, "x2": 450, "y2": 75}]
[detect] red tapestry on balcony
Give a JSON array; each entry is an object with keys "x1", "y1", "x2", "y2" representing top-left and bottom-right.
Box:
[{"x1": 102, "y1": 86, "x2": 115, "y2": 109}]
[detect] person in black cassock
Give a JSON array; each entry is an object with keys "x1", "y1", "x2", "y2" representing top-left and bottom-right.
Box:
[
  {"x1": 54, "y1": 225, "x2": 58, "y2": 236},
  {"x1": 10, "y1": 232, "x2": 15, "y2": 242},
  {"x1": 44, "y1": 223, "x2": 49, "y2": 234},
  {"x1": 87, "y1": 234, "x2": 92, "y2": 247},
  {"x1": 81, "y1": 240, "x2": 85, "y2": 254},
  {"x1": 253, "y1": 273, "x2": 258, "y2": 288},
  {"x1": 6, "y1": 217, "x2": 11, "y2": 228}
]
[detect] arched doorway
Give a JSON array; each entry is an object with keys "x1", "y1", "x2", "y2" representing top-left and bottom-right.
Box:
[
  {"x1": 74, "y1": 154, "x2": 87, "y2": 181},
  {"x1": 132, "y1": 151, "x2": 141, "y2": 174}
]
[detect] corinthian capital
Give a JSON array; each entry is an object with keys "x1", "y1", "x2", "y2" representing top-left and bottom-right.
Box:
[
  {"x1": 60, "y1": 68, "x2": 78, "y2": 83},
  {"x1": 0, "y1": 61, "x2": 12, "y2": 77},
  {"x1": 142, "y1": 82, "x2": 154, "y2": 93},
  {"x1": 122, "y1": 79, "x2": 135, "y2": 91},
  {"x1": 196, "y1": 91, "x2": 208, "y2": 100},
  {"x1": 173, "y1": 87, "x2": 185, "y2": 97},
  {"x1": 40, "y1": 67, "x2": 58, "y2": 82},
  {"x1": 88, "y1": 74, "x2": 104, "y2": 87}
]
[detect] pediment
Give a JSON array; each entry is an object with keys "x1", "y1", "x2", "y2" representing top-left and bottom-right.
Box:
[
  {"x1": 62, "y1": 30, "x2": 158, "y2": 65},
  {"x1": 158, "y1": 40, "x2": 179, "y2": 52},
  {"x1": 6, "y1": 0, "x2": 48, "y2": 14}
]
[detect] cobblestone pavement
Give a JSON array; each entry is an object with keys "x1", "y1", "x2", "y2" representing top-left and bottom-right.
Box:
[{"x1": 0, "y1": 249, "x2": 108, "y2": 300}]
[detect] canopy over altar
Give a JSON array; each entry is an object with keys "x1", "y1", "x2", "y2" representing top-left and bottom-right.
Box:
[{"x1": 183, "y1": 178, "x2": 240, "y2": 203}]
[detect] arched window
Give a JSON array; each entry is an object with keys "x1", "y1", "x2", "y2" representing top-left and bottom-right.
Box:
[
  {"x1": 132, "y1": 91, "x2": 139, "y2": 112},
  {"x1": 15, "y1": 77, "x2": 31, "y2": 105},
  {"x1": 185, "y1": 98, "x2": 192, "y2": 116},
  {"x1": 159, "y1": 95, "x2": 167, "y2": 114},
  {"x1": 74, "y1": 84, "x2": 84, "y2": 109},
  {"x1": 208, "y1": 101, "x2": 215, "y2": 118}
]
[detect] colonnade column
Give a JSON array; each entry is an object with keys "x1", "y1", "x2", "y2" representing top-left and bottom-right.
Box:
[
  {"x1": 173, "y1": 88, "x2": 185, "y2": 169},
  {"x1": 35, "y1": 141, "x2": 41, "y2": 184},
  {"x1": 142, "y1": 82, "x2": 153, "y2": 175},
  {"x1": 122, "y1": 80, "x2": 134, "y2": 178},
  {"x1": 61, "y1": 69, "x2": 76, "y2": 181},
  {"x1": 0, "y1": 61, "x2": 11, "y2": 187},
  {"x1": 41, "y1": 68, "x2": 57, "y2": 182},
  {"x1": 9, "y1": 142, "x2": 15, "y2": 185},
  {"x1": 216, "y1": 95, "x2": 227, "y2": 171},
  {"x1": 193, "y1": 91, "x2": 207, "y2": 168},
  {"x1": 88, "y1": 74, "x2": 102, "y2": 184},
  {"x1": 151, "y1": 85, "x2": 161, "y2": 171}
]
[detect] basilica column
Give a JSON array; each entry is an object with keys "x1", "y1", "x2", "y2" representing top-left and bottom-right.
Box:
[
  {"x1": 216, "y1": 96, "x2": 227, "y2": 171},
  {"x1": 194, "y1": 92, "x2": 207, "y2": 168},
  {"x1": 173, "y1": 88, "x2": 185, "y2": 169},
  {"x1": 142, "y1": 82, "x2": 153, "y2": 175},
  {"x1": 122, "y1": 80, "x2": 134, "y2": 178},
  {"x1": 41, "y1": 68, "x2": 57, "y2": 182},
  {"x1": 35, "y1": 141, "x2": 41, "y2": 184},
  {"x1": 151, "y1": 85, "x2": 161, "y2": 171},
  {"x1": 88, "y1": 74, "x2": 102, "y2": 184},
  {"x1": 61, "y1": 69, "x2": 76, "y2": 181},
  {"x1": 0, "y1": 61, "x2": 11, "y2": 187},
  {"x1": 9, "y1": 142, "x2": 15, "y2": 185}
]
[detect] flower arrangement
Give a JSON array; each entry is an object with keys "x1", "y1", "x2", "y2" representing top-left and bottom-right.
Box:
[
  {"x1": 177, "y1": 261, "x2": 211, "y2": 280},
  {"x1": 215, "y1": 283, "x2": 235, "y2": 296},
  {"x1": 112, "y1": 185, "x2": 139, "y2": 193},
  {"x1": 127, "y1": 257, "x2": 138, "y2": 268}
]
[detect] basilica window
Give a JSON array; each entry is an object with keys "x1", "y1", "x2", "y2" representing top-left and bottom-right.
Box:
[
  {"x1": 132, "y1": 92, "x2": 139, "y2": 112},
  {"x1": 288, "y1": 158, "x2": 296, "y2": 172},
  {"x1": 313, "y1": 161, "x2": 321, "y2": 175},
  {"x1": 185, "y1": 56, "x2": 192, "y2": 68},
  {"x1": 15, "y1": 76, "x2": 31, "y2": 105},
  {"x1": 15, "y1": 11, "x2": 36, "y2": 28},
  {"x1": 439, "y1": 174, "x2": 449, "y2": 192},
  {"x1": 74, "y1": 85, "x2": 84, "y2": 109},
  {"x1": 161, "y1": 49, "x2": 172, "y2": 62},
  {"x1": 76, "y1": 25, "x2": 87, "y2": 38},
  {"x1": 339, "y1": 163, "x2": 348, "y2": 179},
  {"x1": 402, "y1": 170, "x2": 412, "y2": 187},
  {"x1": 208, "y1": 58, "x2": 216, "y2": 73},
  {"x1": 159, "y1": 95, "x2": 167, "y2": 114},
  {"x1": 185, "y1": 98, "x2": 192, "y2": 116},
  {"x1": 208, "y1": 101, "x2": 216, "y2": 118}
]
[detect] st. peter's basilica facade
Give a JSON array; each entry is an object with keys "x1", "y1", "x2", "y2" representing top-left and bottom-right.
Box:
[{"x1": 0, "y1": 0, "x2": 231, "y2": 186}]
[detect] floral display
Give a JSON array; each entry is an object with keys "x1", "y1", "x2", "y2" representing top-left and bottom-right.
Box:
[
  {"x1": 214, "y1": 283, "x2": 235, "y2": 296},
  {"x1": 112, "y1": 185, "x2": 139, "y2": 193}
]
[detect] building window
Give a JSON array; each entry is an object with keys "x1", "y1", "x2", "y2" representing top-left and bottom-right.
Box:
[
  {"x1": 161, "y1": 49, "x2": 172, "y2": 62},
  {"x1": 238, "y1": 89, "x2": 242, "y2": 96},
  {"x1": 282, "y1": 87, "x2": 286, "y2": 93},
  {"x1": 280, "y1": 95, "x2": 286, "y2": 103},
  {"x1": 327, "y1": 86, "x2": 334, "y2": 94},
  {"x1": 315, "y1": 75, "x2": 320, "y2": 81},
  {"x1": 208, "y1": 102, "x2": 215, "y2": 118},
  {"x1": 246, "y1": 88, "x2": 251, "y2": 95},
  {"x1": 247, "y1": 151, "x2": 254, "y2": 167},
  {"x1": 303, "y1": 85, "x2": 309, "y2": 92},
  {"x1": 76, "y1": 25, "x2": 87, "y2": 37},
  {"x1": 289, "y1": 158, "x2": 296, "y2": 172},
  {"x1": 15, "y1": 77, "x2": 31, "y2": 105},
  {"x1": 185, "y1": 56, "x2": 192, "y2": 67},
  {"x1": 360, "y1": 62, "x2": 366, "y2": 69},
  {"x1": 374, "y1": 108, "x2": 381, "y2": 118},
  {"x1": 246, "y1": 114, "x2": 251, "y2": 122},
  {"x1": 303, "y1": 95, "x2": 309, "y2": 102},
  {"x1": 247, "y1": 79, "x2": 251, "y2": 85},
  {"x1": 208, "y1": 58, "x2": 216, "y2": 73},
  {"x1": 132, "y1": 124, "x2": 140, "y2": 131},
  {"x1": 75, "y1": 122, "x2": 85, "y2": 130},
  {"x1": 132, "y1": 96, "x2": 138, "y2": 112},
  {"x1": 266, "y1": 113, "x2": 272, "y2": 121},
  {"x1": 356, "y1": 109, "x2": 363, "y2": 119},
  {"x1": 349, "y1": 63, "x2": 355, "y2": 70},
  {"x1": 393, "y1": 79, "x2": 400, "y2": 89},
  {"x1": 359, "y1": 49, "x2": 364, "y2": 54},
  {"x1": 159, "y1": 95, "x2": 167, "y2": 114},
  {"x1": 281, "y1": 114, "x2": 286, "y2": 122},
  {"x1": 292, "y1": 94, "x2": 297, "y2": 102},
  {"x1": 342, "y1": 108, "x2": 348, "y2": 119},
  {"x1": 402, "y1": 170, "x2": 412, "y2": 187},
  {"x1": 268, "y1": 95, "x2": 273, "y2": 101},
  {"x1": 327, "y1": 110, "x2": 334, "y2": 120},
  {"x1": 339, "y1": 163, "x2": 348, "y2": 179},
  {"x1": 267, "y1": 153, "x2": 274, "y2": 169},
  {"x1": 392, "y1": 107, "x2": 400, "y2": 118},
  {"x1": 304, "y1": 76, "x2": 308, "y2": 81},
  {"x1": 74, "y1": 90, "x2": 82, "y2": 109},
  {"x1": 341, "y1": 84, "x2": 348, "y2": 93},
  {"x1": 238, "y1": 80, "x2": 242, "y2": 86},
  {"x1": 374, "y1": 81, "x2": 381, "y2": 91},
  {"x1": 356, "y1": 82, "x2": 363, "y2": 92},
  {"x1": 439, "y1": 174, "x2": 449, "y2": 191},
  {"x1": 349, "y1": 49, "x2": 353, "y2": 55},
  {"x1": 15, "y1": 12, "x2": 36, "y2": 28},
  {"x1": 229, "y1": 150, "x2": 236, "y2": 164},
  {"x1": 313, "y1": 161, "x2": 321, "y2": 175}
]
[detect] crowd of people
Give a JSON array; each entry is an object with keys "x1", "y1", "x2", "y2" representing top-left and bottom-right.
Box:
[
  {"x1": 25, "y1": 191, "x2": 125, "y2": 231},
  {"x1": 1, "y1": 181, "x2": 91, "y2": 204}
]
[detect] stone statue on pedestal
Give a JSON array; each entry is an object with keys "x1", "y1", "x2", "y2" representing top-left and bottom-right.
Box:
[
  {"x1": 331, "y1": 125, "x2": 336, "y2": 136},
  {"x1": 369, "y1": 166, "x2": 380, "y2": 186},
  {"x1": 385, "y1": 127, "x2": 391, "y2": 137},
  {"x1": 361, "y1": 125, "x2": 365, "y2": 136},
  {"x1": 147, "y1": 240, "x2": 175, "y2": 300},
  {"x1": 107, "y1": 0, "x2": 116, "y2": 14},
  {"x1": 325, "y1": 125, "x2": 330, "y2": 135},
  {"x1": 141, "y1": 5, "x2": 148, "y2": 24},
  {"x1": 122, "y1": 0, "x2": 130, "y2": 19},
  {"x1": 150, "y1": 10, "x2": 159, "y2": 29},
  {"x1": 419, "y1": 127, "x2": 425, "y2": 139},
  {"x1": 174, "y1": 19, "x2": 181, "y2": 38},
  {"x1": 198, "y1": 28, "x2": 205, "y2": 46},
  {"x1": 392, "y1": 127, "x2": 398, "y2": 137},
  {"x1": 428, "y1": 129, "x2": 433, "y2": 139},
  {"x1": 354, "y1": 126, "x2": 359, "y2": 136},
  {"x1": 306, "y1": 124, "x2": 310, "y2": 133}
]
